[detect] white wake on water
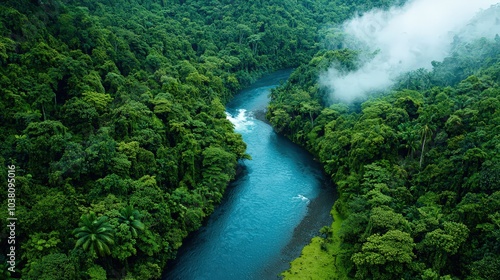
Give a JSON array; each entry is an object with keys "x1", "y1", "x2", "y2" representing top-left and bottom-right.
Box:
[
  {"x1": 293, "y1": 194, "x2": 310, "y2": 205},
  {"x1": 225, "y1": 109, "x2": 255, "y2": 132}
]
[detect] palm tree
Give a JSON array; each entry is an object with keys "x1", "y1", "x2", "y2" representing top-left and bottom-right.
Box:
[
  {"x1": 398, "y1": 123, "x2": 419, "y2": 159},
  {"x1": 118, "y1": 206, "x2": 145, "y2": 238},
  {"x1": 73, "y1": 212, "x2": 114, "y2": 257}
]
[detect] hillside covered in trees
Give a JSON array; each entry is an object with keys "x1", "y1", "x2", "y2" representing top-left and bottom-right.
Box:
[
  {"x1": 0, "y1": 0, "x2": 402, "y2": 279},
  {"x1": 268, "y1": 4, "x2": 500, "y2": 279}
]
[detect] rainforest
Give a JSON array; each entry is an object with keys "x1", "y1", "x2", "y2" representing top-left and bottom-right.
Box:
[{"x1": 1, "y1": 0, "x2": 499, "y2": 279}]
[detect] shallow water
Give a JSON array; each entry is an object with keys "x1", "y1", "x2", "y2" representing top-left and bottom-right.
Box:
[{"x1": 164, "y1": 70, "x2": 335, "y2": 280}]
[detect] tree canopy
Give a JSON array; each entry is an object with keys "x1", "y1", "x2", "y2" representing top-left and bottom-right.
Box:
[{"x1": 269, "y1": 10, "x2": 500, "y2": 278}]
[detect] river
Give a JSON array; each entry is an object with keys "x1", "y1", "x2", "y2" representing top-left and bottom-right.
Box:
[{"x1": 164, "y1": 70, "x2": 336, "y2": 280}]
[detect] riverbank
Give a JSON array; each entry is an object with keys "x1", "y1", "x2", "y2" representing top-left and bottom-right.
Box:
[
  {"x1": 260, "y1": 173, "x2": 335, "y2": 279},
  {"x1": 281, "y1": 207, "x2": 346, "y2": 279}
]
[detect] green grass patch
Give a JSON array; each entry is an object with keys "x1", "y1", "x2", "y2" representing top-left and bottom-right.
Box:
[{"x1": 281, "y1": 207, "x2": 346, "y2": 280}]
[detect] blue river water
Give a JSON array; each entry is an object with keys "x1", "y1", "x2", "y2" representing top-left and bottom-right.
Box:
[{"x1": 164, "y1": 70, "x2": 335, "y2": 280}]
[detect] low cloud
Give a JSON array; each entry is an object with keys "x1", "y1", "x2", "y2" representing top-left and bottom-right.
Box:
[{"x1": 320, "y1": 0, "x2": 499, "y2": 103}]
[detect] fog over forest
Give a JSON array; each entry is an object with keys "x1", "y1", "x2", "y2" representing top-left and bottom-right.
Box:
[{"x1": 320, "y1": 0, "x2": 500, "y2": 102}]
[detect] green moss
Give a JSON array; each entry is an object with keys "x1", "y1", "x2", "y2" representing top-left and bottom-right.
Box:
[{"x1": 281, "y1": 208, "x2": 346, "y2": 280}]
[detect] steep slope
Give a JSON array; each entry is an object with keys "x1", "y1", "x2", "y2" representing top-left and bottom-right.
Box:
[{"x1": 268, "y1": 5, "x2": 500, "y2": 279}]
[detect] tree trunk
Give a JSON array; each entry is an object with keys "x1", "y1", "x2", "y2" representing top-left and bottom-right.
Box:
[
  {"x1": 41, "y1": 104, "x2": 46, "y2": 121},
  {"x1": 419, "y1": 132, "x2": 426, "y2": 168}
]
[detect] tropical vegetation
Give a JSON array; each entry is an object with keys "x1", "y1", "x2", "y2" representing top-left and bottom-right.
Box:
[
  {"x1": 268, "y1": 6, "x2": 500, "y2": 279},
  {"x1": 2, "y1": 0, "x2": 498, "y2": 279}
]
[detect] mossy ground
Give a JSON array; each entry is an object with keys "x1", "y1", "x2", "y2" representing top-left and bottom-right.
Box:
[{"x1": 281, "y1": 208, "x2": 346, "y2": 280}]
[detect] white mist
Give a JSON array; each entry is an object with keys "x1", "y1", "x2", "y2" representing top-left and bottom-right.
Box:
[{"x1": 320, "y1": 0, "x2": 500, "y2": 103}]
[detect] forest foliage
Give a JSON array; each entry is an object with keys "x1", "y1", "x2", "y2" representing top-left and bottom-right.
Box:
[
  {"x1": 268, "y1": 7, "x2": 500, "y2": 279},
  {"x1": 0, "y1": 0, "x2": 397, "y2": 278},
  {"x1": 2, "y1": 0, "x2": 482, "y2": 279}
]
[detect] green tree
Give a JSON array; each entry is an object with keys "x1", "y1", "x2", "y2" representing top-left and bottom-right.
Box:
[
  {"x1": 26, "y1": 253, "x2": 77, "y2": 280},
  {"x1": 118, "y1": 206, "x2": 146, "y2": 238},
  {"x1": 419, "y1": 222, "x2": 469, "y2": 273},
  {"x1": 352, "y1": 230, "x2": 416, "y2": 279},
  {"x1": 73, "y1": 212, "x2": 115, "y2": 257}
]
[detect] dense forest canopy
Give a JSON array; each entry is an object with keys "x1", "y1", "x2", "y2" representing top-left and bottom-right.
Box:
[
  {"x1": 268, "y1": 3, "x2": 500, "y2": 279},
  {"x1": 4, "y1": 0, "x2": 498, "y2": 279},
  {"x1": 0, "y1": 0, "x2": 403, "y2": 279}
]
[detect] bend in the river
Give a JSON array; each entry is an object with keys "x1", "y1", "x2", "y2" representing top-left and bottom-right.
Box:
[{"x1": 164, "y1": 70, "x2": 336, "y2": 280}]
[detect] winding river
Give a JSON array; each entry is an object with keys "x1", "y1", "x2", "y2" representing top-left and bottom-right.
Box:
[{"x1": 164, "y1": 70, "x2": 336, "y2": 279}]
